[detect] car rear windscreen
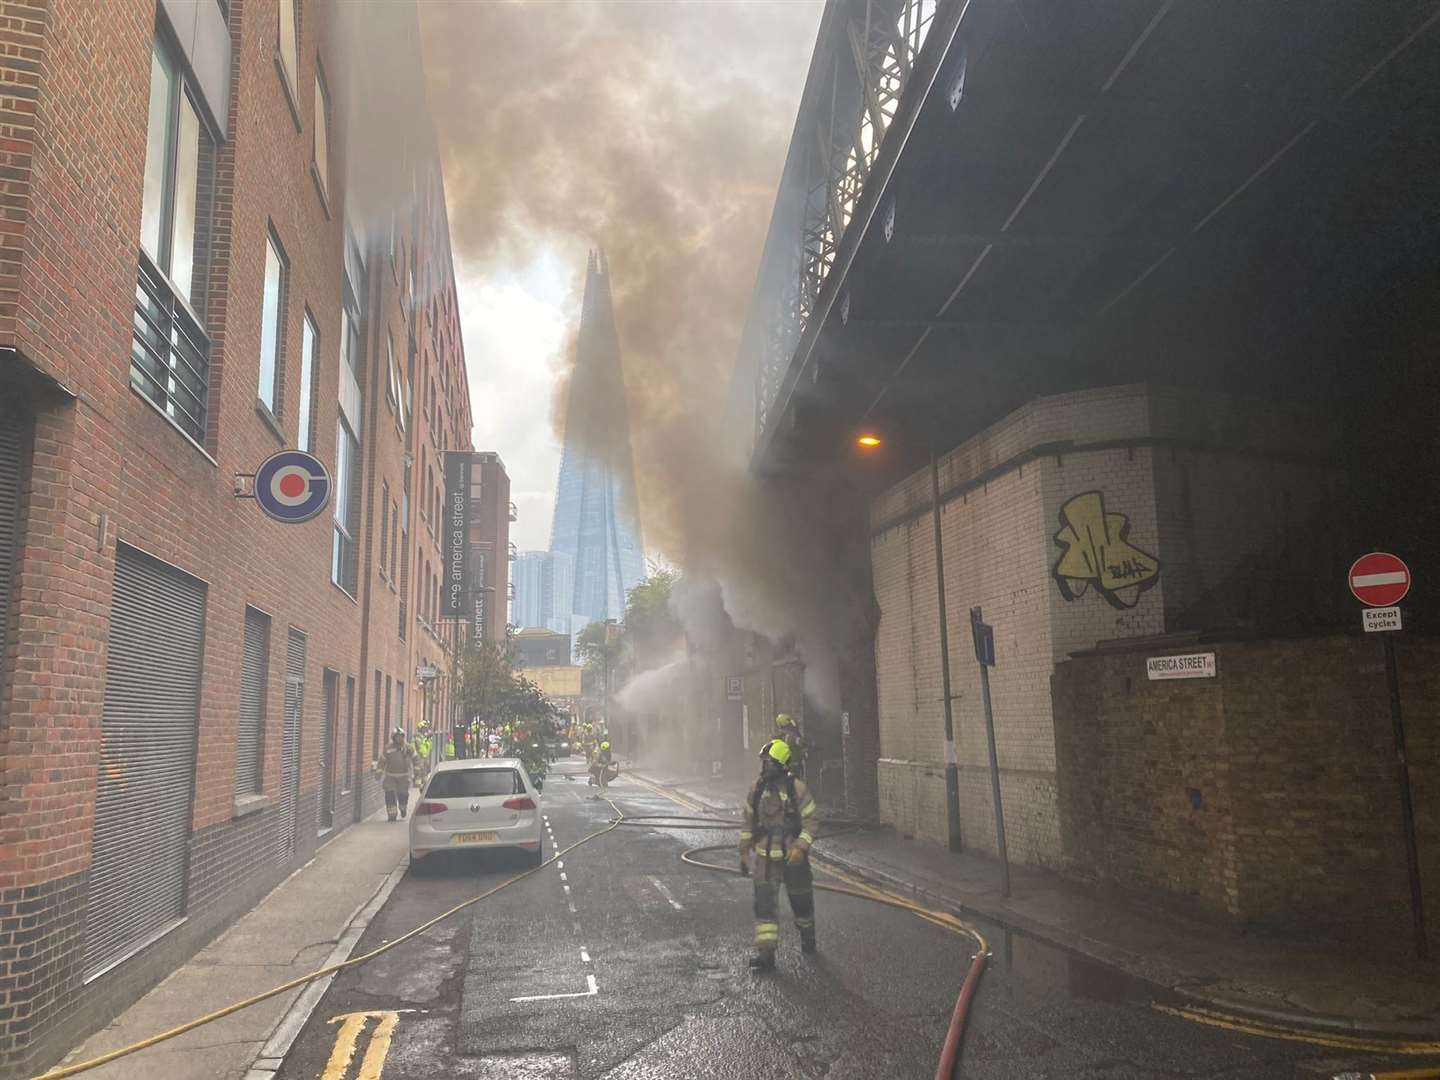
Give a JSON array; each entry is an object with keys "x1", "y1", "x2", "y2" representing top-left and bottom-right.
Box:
[{"x1": 426, "y1": 768, "x2": 524, "y2": 798}]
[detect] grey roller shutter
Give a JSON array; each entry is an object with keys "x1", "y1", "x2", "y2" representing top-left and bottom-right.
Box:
[
  {"x1": 86, "y1": 544, "x2": 205, "y2": 976},
  {"x1": 235, "y1": 608, "x2": 270, "y2": 797},
  {"x1": 277, "y1": 629, "x2": 306, "y2": 859},
  {"x1": 0, "y1": 410, "x2": 21, "y2": 679}
]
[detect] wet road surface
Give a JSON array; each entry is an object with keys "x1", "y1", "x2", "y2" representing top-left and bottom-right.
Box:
[{"x1": 274, "y1": 762, "x2": 1438, "y2": 1079}]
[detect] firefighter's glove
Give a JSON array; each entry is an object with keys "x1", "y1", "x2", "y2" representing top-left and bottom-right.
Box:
[
  {"x1": 787, "y1": 846, "x2": 807, "y2": 866},
  {"x1": 739, "y1": 852, "x2": 751, "y2": 877}
]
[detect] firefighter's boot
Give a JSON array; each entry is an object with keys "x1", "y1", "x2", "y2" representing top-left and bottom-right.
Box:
[
  {"x1": 800, "y1": 927, "x2": 817, "y2": 954},
  {"x1": 748, "y1": 949, "x2": 776, "y2": 972}
]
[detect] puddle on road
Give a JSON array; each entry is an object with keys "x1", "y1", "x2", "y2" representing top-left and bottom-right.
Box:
[{"x1": 963, "y1": 912, "x2": 1148, "y2": 1005}]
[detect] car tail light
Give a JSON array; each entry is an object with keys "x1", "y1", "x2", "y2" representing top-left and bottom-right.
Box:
[
  {"x1": 413, "y1": 801, "x2": 447, "y2": 816},
  {"x1": 503, "y1": 797, "x2": 536, "y2": 811}
]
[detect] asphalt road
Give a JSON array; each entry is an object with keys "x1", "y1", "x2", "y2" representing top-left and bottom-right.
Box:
[{"x1": 274, "y1": 763, "x2": 1436, "y2": 1079}]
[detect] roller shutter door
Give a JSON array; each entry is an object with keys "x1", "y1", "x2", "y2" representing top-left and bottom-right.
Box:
[
  {"x1": 0, "y1": 410, "x2": 21, "y2": 680},
  {"x1": 85, "y1": 544, "x2": 205, "y2": 976},
  {"x1": 277, "y1": 629, "x2": 306, "y2": 860},
  {"x1": 235, "y1": 608, "x2": 270, "y2": 797}
]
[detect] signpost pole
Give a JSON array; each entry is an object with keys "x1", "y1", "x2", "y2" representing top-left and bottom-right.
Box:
[
  {"x1": 931, "y1": 448, "x2": 963, "y2": 854},
  {"x1": 1382, "y1": 633, "x2": 1427, "y2": 960},
  {"x1": 971, "y1": 606, "x2": 1010, "y2": 898}
]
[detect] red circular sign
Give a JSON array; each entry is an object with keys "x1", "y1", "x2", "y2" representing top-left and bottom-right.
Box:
[{"x1": 1348, "y1": 551, "x2": 1411, "y2": 606}]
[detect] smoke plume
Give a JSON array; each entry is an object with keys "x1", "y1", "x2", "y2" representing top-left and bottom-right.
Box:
[{"x1": 415, "y1": 2, "x2": 868, "y2": 710}]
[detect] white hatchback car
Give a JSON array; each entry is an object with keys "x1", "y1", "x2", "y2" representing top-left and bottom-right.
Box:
[{"x1": 409, "y1": 758, "x2": 544, "y2": 867}]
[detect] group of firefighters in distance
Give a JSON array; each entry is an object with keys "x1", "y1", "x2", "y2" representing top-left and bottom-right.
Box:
[{"x1": 376, "y1": 708, "x2": 819, "y2": 972}]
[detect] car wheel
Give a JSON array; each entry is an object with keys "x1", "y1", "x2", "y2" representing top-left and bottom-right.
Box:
[{"x1": 529, "y1": 839, "x2": 545, "y2": 868}]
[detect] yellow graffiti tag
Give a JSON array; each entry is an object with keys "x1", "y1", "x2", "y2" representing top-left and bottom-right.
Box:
[
  {"x1": 322, "y1": 1011, "x2": 401, "y2": 1080},
  {"x1": 1053, "y1": 491, "x2": 1161, "y2": 609}
]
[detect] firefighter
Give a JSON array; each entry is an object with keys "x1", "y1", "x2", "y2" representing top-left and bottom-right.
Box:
[
  {"x1": 773, "y1": 713, "x2": 806, "y2": 772},
  {"x1": 739, "y1": 738, "x2": 818, "y2": 971},
  {"x1": 594, "y1": 740, "x2": 615, "y2": 793},
  {"x1": 376, "y1": 729, "x2": 417, "y2": 821}
]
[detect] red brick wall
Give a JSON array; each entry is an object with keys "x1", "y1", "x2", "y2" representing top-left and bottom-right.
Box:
[
  {"x1": 1053, "y1": 635, "x2": 1439, "y2": 954},
  {"x1": 0, "y1": 0, "x2": 476, "y2": 1073}
]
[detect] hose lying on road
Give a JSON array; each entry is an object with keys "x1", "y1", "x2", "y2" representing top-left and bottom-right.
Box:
[
  {"x1": 34, "y1": 797, "x2": 632, "y2": 1080},
  {"x1": 39, "y1": 792, "x2": 983, "y2": 1080},
  {"x1": 676, "y1": 839, "x2": 990, "y2": 1080}
]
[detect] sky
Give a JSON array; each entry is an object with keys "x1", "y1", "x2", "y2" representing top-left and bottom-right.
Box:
[{"x1": 419, "y1": 0, "x2": 824, "y2": 556}]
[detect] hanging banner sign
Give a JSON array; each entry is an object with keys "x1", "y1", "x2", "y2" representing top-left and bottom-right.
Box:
[
  {"x1": 253, "y1": 450, "x2": 331, "y2": 523},
  {"x1": 443, "y1": 452, "x2": 471, "y2": 617}
]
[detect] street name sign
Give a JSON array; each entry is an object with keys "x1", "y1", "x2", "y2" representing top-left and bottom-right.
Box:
[
  {"x1": 1363, "y1": 606, "x2": 1402, "y2": 633},
  {"x1": 1348, "y1": 552, "x2": 1410, "y2": 607},
  {"x1": 1145, "y1": 652, "x2": 1217, "y2": 680}
]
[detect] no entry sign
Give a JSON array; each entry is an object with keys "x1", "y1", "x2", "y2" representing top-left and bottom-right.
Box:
[{"x1": 1348, "y1": 552, "x2": 1411, "y2": 607}]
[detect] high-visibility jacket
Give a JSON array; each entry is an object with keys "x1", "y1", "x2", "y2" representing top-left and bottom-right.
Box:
[
  {"x1": 378, "y1": 745, "x2": 414, "y2": 790},
  {"x1": 740, "y1": 772, "x2": 817, "y2": 861}
]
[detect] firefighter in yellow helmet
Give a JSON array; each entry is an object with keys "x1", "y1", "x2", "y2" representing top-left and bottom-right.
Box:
[
  {"x1": 772, "y1": 713, "x2": 806, "y2": 773},
  {"x1": 739, "y1": 738, "x2": 818, "y2": 971}
]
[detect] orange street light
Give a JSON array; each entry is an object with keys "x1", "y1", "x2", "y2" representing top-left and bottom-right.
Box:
[{"x1": 856, "y1": 434, "x2": 882, "y2": 448}]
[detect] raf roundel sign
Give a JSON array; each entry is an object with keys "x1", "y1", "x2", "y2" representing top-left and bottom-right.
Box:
[
  {"x1": 1348, "y1": 551, "x2": 1411, "y2": 608},
  {"x1": 254, "y1": 450, "x2": 331, "y2": 524}
]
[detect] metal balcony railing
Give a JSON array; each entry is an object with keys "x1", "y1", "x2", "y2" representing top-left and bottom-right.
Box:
[
  {"x1": 508, "y1": 501, "x2": 518, "y2": 522},
  {"x1": 130, "y1": 253, "x2": 210, "y2": 444},
  {"x1": 508, "y1": 541, "x2": 518, "y2": 560}
]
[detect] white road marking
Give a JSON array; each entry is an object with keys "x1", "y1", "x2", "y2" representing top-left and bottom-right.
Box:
[
  {"x1": 649, "y1": 876, "x2": 685, "y2": 911},
  {"x1": 580, "y1": 949, "x2": 591, "y2": 963},
  {"x1": 510, "y1": 974, "x2": 599, "y2": 1003},
  {"x1": 559, "y1": 872, "x2": 567, "y2": 882},
  {"x1": 557, "y1": 861, "x2": 564, "y2": 870},
  {"x1": 572, "y1": 921, "x2": 583, "y2": 934},
  {"x1": 567, "y1": 901, "x2": 578, "y2": 914},
  {"x1": 563, "y1": 884, "x2": 571, "y2": 894}
]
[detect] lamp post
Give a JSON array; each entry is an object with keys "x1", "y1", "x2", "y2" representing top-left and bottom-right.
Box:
[{"x1": 858, "y1": 433, "x2": 963, "y2": 854}]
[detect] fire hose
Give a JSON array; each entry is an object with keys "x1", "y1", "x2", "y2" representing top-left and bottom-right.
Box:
[{"x1": 37, "y1": 793, "x2": 988, "y2": 1080}]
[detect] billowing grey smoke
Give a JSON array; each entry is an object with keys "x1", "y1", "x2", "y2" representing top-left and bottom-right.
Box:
[{"x1": 412, "y1": 3, "x2": 863, "y2": 709}]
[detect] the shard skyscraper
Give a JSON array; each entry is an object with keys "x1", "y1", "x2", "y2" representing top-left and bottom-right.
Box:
[{"x1": 548, "y1": 252, "x2": 645, "y2": 623}]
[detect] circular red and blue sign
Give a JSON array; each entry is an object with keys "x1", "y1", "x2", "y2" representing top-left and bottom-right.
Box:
[{"x1": 255, "y1": 450, "x2": 331, "y2": 524}]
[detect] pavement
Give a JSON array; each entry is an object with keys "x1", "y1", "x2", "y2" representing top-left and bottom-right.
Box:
[
  {"x1": 625, "y1": 762, "x2": 1440, "y2": 1039},
  {"x1": 48, "y1": 760, "x2": 1440, "y2": 1080},
  {"x1": 52, "y1": 805, "x2": 411, "y2": 1080}
]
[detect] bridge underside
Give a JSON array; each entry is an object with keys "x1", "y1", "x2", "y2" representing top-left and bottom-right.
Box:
[{"x1": 771, "y1": 0, "x2": 1439, "y2": 560}]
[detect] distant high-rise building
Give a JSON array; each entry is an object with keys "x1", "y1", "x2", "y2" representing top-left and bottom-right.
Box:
[
  {"x1": 511, "y1": 550, "x2": 574, "y2": 633},
  {"x1": 549, "y1": 252, "x2": 645, "y2": 622}
]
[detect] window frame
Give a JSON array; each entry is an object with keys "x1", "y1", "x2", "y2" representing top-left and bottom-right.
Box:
[
  {"x1": 256, "y1": 228, "x2": 288, "y2": 426},
  {"x1": 275, "y1": 0, "x2": 302, "y2": 128},
  {"x1": 297, "y1": 308, "x2": 318, "y2": 452},
  {"x1": 311, "y1": 63, "x2": 330, "y2": 199}
]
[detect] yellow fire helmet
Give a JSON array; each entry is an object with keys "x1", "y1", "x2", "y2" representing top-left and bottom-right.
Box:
[
  {"x1": 775, "y1": 713, "x2": 795, "y2": 729},
  {"x1": 601, "y1": 741, "x2": 610, "y2": 750},
  {"x1": 764, "y1": 738, "x2": 792, "y2": 767}
]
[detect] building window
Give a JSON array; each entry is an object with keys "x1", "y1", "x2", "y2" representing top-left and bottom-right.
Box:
[
  {"x1": 312, "y1": 68, "x2": 330, "y2": 195},
  {"x1": 379, "y1": 481, "x2": 391, "y2": 577},
  {"x1": 331, "y1": 417, "x2": 360, "y2": 594},
  {"x1": 132, "y1": 29, "x2": 217, "y2": 445},
  {"x1": 298, "y1": 310, "x2": 318, "y2": 452},
  {"x1": 277, "y1": 0, "x2": 298, "y2": 91},
  {"x1": 398, "y1": 474, "x2": 410, "y2": 638},
  {"x1": 372, "y1": 670, "x2": 382, "y2": 760},
  {"x1": 258, "y1": 231, "x2": 287, "y2": 419},
  {"x1": 236, "y1": 607, "x2": 271, "y2": 797},
  {"x1": 396, "y1": 680, "x2": 405, "y2": 736},
  {"x1": 386, "y1": 332, "x2": 399, "y2": 413},
  {"x1": 390, "y1": 498, "x2": 399, "y2": 588}
]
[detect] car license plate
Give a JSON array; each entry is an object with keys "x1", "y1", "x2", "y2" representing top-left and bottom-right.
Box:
[{"x1": 451, "y1": 831, "x2": 498, "y2": 844}]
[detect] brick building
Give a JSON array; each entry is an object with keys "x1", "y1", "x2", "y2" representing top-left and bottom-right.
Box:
[
  {"x1": 0, "y1": 1, "x2": 474, "y2": 1074},
  {"x1": 868, "y1": 384, "x2": 1345, "y2": 861}
]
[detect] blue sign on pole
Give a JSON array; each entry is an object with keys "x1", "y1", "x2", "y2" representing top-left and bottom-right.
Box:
[
  {"x1": 253, "y1": 450, "x2": 331, "y2": 524},
  {"x1": 970, "y1": 609, "x2": 995, "y2": 667}
]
